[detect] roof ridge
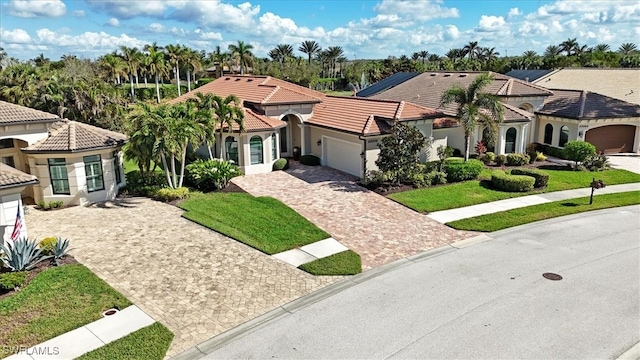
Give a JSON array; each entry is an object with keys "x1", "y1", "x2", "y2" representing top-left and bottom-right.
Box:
[
  {"x1": 394, "y1": 101, "x2": 405, "y2": 119},
  {"x1": 578, "y1": 90, "x2": 588, "y2": 118},
  {"x1": 68, "y1": 121, "x2": 76, "y2": 150},
  {"x1": 262, "y1": 85, "x2": 280, "y2": 104},
  {"x1": 362, "y1": 114, "x2": 375, "y2": 134},
  {"x1": 276, "y1": 85, "x2": 324, "y2": 101}
]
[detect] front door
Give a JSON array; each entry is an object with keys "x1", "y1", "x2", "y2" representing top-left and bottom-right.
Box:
[{"x1": 280, "y1": 125, "x2": 291, "y2": 157}]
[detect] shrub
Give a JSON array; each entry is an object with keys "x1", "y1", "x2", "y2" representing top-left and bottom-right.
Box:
[
  {"x1": 300, "y1": 154, "x2": 321, "y2": 166},
  {"x1": 425, "y1": 171, "x2": 447, "y2": 185},
  {"x1": 361, "y1": 170, "x2": 387, "y2": 187},
  {"x1": 495, "y1": 154, "x2": 507, "y2": 166},
  {"x1": 0, "y1": 237, "x2": 50, "y2": 271},
  {"x1": 511, "y1": 168, "x2": 549, "y2": 188},
  {"x1": 436, "y1": 145, "x2": 454, "y2": 172},
  {"x1": 411, "y1": 173, "x2": 429, "y2": 188},
  {"x1": 272, "y1": 158, "x2": 289, "y2": 171},
  {"x1": 0, "y1": 271, "x2": 27, "y2": 291},
  {"x1": 506, "y1": 153, "x2": 530, "y2": 166},
  {"x1": 38, "y1": 237, "x2": 58, "y2": 255},
  {"x1": 583, "y1": 153, "x2": 610, "y2": 171},
  {"x1": 526, "y1": 143, "x2": 538, "y2": 164},
  {"x1": 48, "y1": 200, "x2": 64, "y2": 209},
  {"x1": 36, "y1": 200, "x2": 47, "y2": 210},
  {"x1": 542, "y1": 145, "x2": 567, "y2": 159},
  {"x1": 564, "y1": 140, "x2": 597, "y2": 167},
  {"x1": 475, "y1": 141, "x2": 487, "y2": 156},
  {"x1": 444, "y1": 159, "x2": 484, "y2": 182},
  {"x1": 491, "y1": 171, "x2": 535, "y2": 192},
  {"x1": 483, "y1": 152, "x2": 496, "y2": 164},
  {"x1": 51, "y1": 237, "x2": 71, "y2": 266},
  {"x1": 124, "y1": 170, "x2": 167, "y2": 196},
  {"x1": 535, "y1": 152, "x2": 547, "y2": 162},
  {"x1": 185, "y1": 159, "x2": 242, "y2": 191},
  {"x1": 153, "y1": 187, "x2": 190, "y2": 202}
]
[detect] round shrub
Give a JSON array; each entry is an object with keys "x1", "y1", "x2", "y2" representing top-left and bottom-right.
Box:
[
  {"x1": 491, "y1": 171, "x2": 535, "y2": 192},
  {"x1": 153, "y1": 187, "x2": 190, "y2": 202},
  {"x1": 39, "y1": 237, "x2": 58, "y2": 255},
  {"x1": 300, "y1": 155, "x2": 321, "y2": 166},
  {"x1": 511, "y1": 168, "x2": 549, "y2": 188},
  {"x1": 495, "y1": 154, "x2": 507, "y2": 166},
  {"x1": 444, "y1": 159, "x2": 484, "y2": 182},
  {"x1": 426, "y1": 170, "x2": 447, "y2": 185},
  {"x1": 506, "y1": 153, "x2": 530, "y2": 166},
  {"x1": 483, "y1": 152, "x2": 496, "y2": 164},
  {"x1": 564, "y1": 140, "x2": 596, "y2": 165},
  {"x1": 272, "y1": 158, "x2": 289, "y2": 171}
]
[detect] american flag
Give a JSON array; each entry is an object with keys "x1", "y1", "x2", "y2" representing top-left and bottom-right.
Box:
[{"x1": 9, "y1": 205, "x2": 24, "y2": 242}]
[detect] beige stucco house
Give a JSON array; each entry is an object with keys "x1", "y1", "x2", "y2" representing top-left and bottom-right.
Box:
[{"x1": 0, "y1": 101, "x2": 127, "y2": 207}]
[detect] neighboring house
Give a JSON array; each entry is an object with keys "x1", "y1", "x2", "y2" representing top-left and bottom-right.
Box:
[
  {"x1": 507, "y1": 68, "x2": 640, "y2": 106},
  {"x1": 0, "y1": 163, "x2": 38, "y2": 242},
  {"x1": 366, "y1": 71, "x2": 552, "y2": 156},
  {"x1": 535, "y1": 89, "x2": 640, "y2": 153},
  {"x1": 0, "y1": 100, "x2": 127, "y2": 206},
  {"x1": 171, "y1": 75, "x2": 442, "y2": 177}
]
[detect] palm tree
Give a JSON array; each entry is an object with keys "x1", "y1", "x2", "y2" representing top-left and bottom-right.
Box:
[
  {"x1": 100, "y1": 53, "x2": 127, "y2": 84},
  {"x1": 183, "y1": 47, "x2": 202, "y2": 92},
  {"x1": 560, "y1": 38, "x2": 579, "y2": 56},
  {"x1": 299, "y1": 40, "x2": 321, "y2": 64},
  {"x1": 544, "y1": 45, "x2": 562, "y2": 58},
  {"x1": 125, "y1": 102, "x2": 161, "y2": 179},
  {"x1": 0, "y1": 47, "x2": 7, "y2": 70},
  {"x1": 120, "y1": 46, "x2": 142, "y2": 101},
  {"x1": 440, "y1": 72, "x2": 504, "y2": 161},
  {"x1": 593, "y1": 44, "x2": 611, "y2": 53},
  {"x1": 618, "y1": 43, "x2": 638, "y2": 55},
  {"x1": 208, "y1": 45, "x2": 229, "y2": 78},
  {"x1": 480, "y1": 47, "x2": 500, "y2": 63},
  {"x1": 191, "y1": 92, "x2": 220, "y2": 159},
  {"x1": 211, "y1": 94, "x2": 245, "y2": 161},
  {"x1": 171, "y1": 100, "x2": 205, "y2": 187},
  {"x1": 446, "y1": 48, "x2": 465, "y2": 61},
  {"x1": 165, "y1": 44, "x2": 184, "y2": 96},
  {"x1": 146, "y1": 47, "x2": 168, "y2": 103},
  {"x1": 418, "y1": 50, "x2": 429, "y2": 64},
  {"x1": 228, "y1": 40, "x2": 254, "y2": 75},
  {"x1": 463, "y1": 41, "x2": 480, "y2": 59},
  {"x1": 326, "y1": 46, "x2": 344, "y2": 78}
]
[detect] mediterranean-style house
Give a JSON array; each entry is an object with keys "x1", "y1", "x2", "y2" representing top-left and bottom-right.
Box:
[
  {"x1": 170, "y1": 75, "x2": 443, "y2": 177},
  {"x1": 0, "y1": 101, "x2": 127, "y2": 210}
]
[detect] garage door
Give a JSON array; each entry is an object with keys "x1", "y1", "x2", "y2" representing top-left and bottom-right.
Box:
[
  {"x1": 324, "y1": 137, "x2": 362, "y2": 177},
  {"x1": 585, "y1": 125, "x2": 636, "y2": 153}
]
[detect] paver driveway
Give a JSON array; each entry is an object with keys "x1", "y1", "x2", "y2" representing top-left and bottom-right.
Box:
[
  {"x1": 232, "y1": 163, "x2": 477, "y2": 270},
  {"x1": 25, "y1": 198, "x2": 338, "y2": 357}
]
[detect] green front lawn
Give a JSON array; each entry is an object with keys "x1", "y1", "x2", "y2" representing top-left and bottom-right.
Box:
[
  {"x1": 0, "y1": 264, "x2": 132, "y2": 358},
  {"x1": 76, "y1": 322, "x2": 173, "y2": 360},
  {"x1": 180, "y1": 192, "x2": 331, "y2": 254},
  {"x1": 389, "y1": 169, "x2": 640, "y2": 213},
  {"x1": 447, "y1": 191, "x2": 640, "y2": 232},
  {"x1": 298, "y1": 250, "x2": 362, "y2": 275}
]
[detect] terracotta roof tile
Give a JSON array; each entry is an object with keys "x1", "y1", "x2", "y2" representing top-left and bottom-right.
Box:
[
  {"x1": 23, "y1": 120, "x2": 128, "y2": 152},
  {"x1": 536, "y1": 89, "x2": 640, "y2": 119},
  {"x1": 220, "y1": 108, "x2": 286, "y2": 132},
  {"x1": 0, "y1": 100, "x2": 60, "y2": 125},
  {"x1": 0, "y1": 163, "x2": 39, "y2": 189}
]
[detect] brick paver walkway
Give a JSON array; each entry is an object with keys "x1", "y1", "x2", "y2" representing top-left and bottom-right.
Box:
[
  {"x1": 233, "y1": 163, "x2": 477, "y2": 270},
  {"x1": 25, "y1": 198, "x2": 338, "y2": 357}
]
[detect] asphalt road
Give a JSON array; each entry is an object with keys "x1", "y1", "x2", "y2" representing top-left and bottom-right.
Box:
[{"x1": 204, "y1": 206, "x2": 640, "y2": 359}]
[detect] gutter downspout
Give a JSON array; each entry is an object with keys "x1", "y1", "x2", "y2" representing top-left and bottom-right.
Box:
[{"x1": 358, "y1": 135, "x2": 367, "y2": 179}]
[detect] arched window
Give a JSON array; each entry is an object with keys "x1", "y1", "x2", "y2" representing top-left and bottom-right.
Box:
[
  {"x1": 250, "y1": 136, "x2": 263, "y2": 165},
  {"x1": 505, "y1": 127, "x2": 517, "y2": 153},
  {"x1": 559, "y1": 126, "x2": 569, "y2": 147},
  {"x1": 271, "y1": 133, "x2": 278, "y2": 161},
  {"x1": 544, "y1": 124, "x2": 553, "y2": 144},
  {"x1": 225, "y1": 136, "x2": 238, "y2": 164}
]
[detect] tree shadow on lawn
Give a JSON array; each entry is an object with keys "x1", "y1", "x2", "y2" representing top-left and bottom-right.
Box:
[{"x1": 561, "y1": 202, "x2": 580, "y2": 207}]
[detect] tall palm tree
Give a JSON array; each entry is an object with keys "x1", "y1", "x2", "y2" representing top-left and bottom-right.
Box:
[
  {"x1": 120, "y1": 46, "x2": 142, "y2": 101},
  {"x1": 463, "y1": 41, "x2": 480, "y2": 59},
  {"x1": 593, "y1": 44, "x2": 611, "y2": 53},
  {"x1": 446, "y1": 48, "x2": 465, "y2": 61},
  {"x1": 146, "y1": 47, "x2": 167, "y2": 103},
  {"x1": 125, "y1": 102, "x2": 161, "y2": 179},
  {"x1": 480, "y1": 47, "x2": 500, "y2": 63},
  {"x1": 191, "y1": 92, "x2": 220, "y2": 159},
  {"x1": 411, "y1": 52, "x2": 421, "y2": 61},
  {"x1": 208, "y1": 45, "x2": 229, "y2": 78},
  {"x1": 183, "y1": 47, "x2": 202, "y2": 92},
  {"x1": 419, "y1": 50, "x2": 429, "y2": 64},
  {"x1": 165, "y1": 44, "x2": 184, "y2": 96},
  {"x1": 100, "y1": 53, "x2": 127, "y2": 84},
  {"x1": 440, "y1": 72, "x2": 504, "y2": 161},
  {"x1": 171, "y1": 100, "x2": 205, "y2": 187},
  {"x1": 228, "y1": 40, "x2": 254, "y2": 75},
  {"x1": 560, "y1": 38, "x2": 579, "y2": 56},
  {"x1": 211, "y1": 94, "x2": 245, "y2": 161},
  {"x1": 618, "y1": 43, "x2": 638, "y2": 55},
  {"x1": 544, "y1": 45, "x2": 562, "y2": 58},
  {"x1": 299, "y1": 40, "x2": 321, "y2": 64},
  {"x1": 326, "y1": 46, "x2": 344, "y2": 78}
]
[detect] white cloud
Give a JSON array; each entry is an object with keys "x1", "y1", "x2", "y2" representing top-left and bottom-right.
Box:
[
  {"x1": 444, "y1": 25, "x2": 460, "y2": 40},
  {"x1": 579, "y1": 26, "x2": 614, "y2": 42},
  {"x1": 35, "y1": 28, "x2": 145, "y2": 50},
  {"x1": 148, "y1": 23, "x2": 166, "y2": 33},
  {"x1": 508, "y1": 7, "x2": 522, "y2": 18},
  {"x1": 518, "y1": 20, "x2": 562, "y2": 36},
  {"x1": 0, "y1": 28, "x2": 32, "y2": 43},
  {"x1": 373, "y1": 0, "x2": 459, "y2": 23},
  {"x1": 72, "y1": 10, "x2": 85, "y2": 17},
  {"x1": 477, "y1": 15, "x2": 507, "y2": 32},
  {"x1": 107, "y1": 18, "x2": 120, "y2": 27},
  {"x1": 194, "y1": 29, "x2": 223, "y2": 41},
  {"x1": 85, "y1": 0, "x2": 169, "y2": 19},
  {"x1": 5, "y1": 0, "x2": 65, "y2": 18}
]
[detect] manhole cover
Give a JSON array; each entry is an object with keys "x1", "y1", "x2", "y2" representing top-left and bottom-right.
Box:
[{"x1": 542, "y1": 273, "x2": 563, "y2": 281}]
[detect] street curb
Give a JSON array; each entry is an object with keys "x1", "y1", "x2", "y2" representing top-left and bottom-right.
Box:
[
  {"x1": 616, "y1": 341, "x2": 640, "y2": 360},
  {"x1": 169, "y1": 235, "x2": 489, "y2": 359}
]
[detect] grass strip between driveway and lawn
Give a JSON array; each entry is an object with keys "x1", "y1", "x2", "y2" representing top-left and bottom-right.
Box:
[
  {"x1": 76, "y1": 322, "x2": 173, "y2": 360},
  {"x1": 0, "y1": 264, "x2": 133, "y2": 359},
  {"x1": 389, "y1": 169, "x2": 640, "y2": 213},
  {"x1": 447, "y1": 191, "x2": 640, "y2": 232},
  {"x1": 179, "y1": 192, "x2": 331, "y2": 255},
  {"x1": 298, "y1": 250, "x2": 362, "y2": 275}
]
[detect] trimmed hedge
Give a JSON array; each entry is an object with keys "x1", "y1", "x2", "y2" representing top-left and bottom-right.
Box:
[
  {"x1": 272, "y1": 158, "x2": 289, "y2": 171},
  {"x1": 444, "y1": 159, "x2": 484, "y2": 182},
  {"x1": 506, "y1": 153, "x2": 530, "y2": 166},
  {"x1": 511, "y1": 168, "x2": 549, "y2": 188},
  {"x1": 300, "y1": 155, "x2": 321, "y2": 166},
  {"x1": 153, "y1": 187, "x2": 190, "y2": 202},
  {"x1": 491, "y1": 171, "x2": 535, "y2": 192}
]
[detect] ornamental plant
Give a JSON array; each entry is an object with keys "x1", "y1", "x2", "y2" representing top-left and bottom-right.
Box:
[
  {"x1": 564, "y1": 140, "x2": 596, "y2": 168},
  {"x1": 376, "y1": 122, "x2": 427, "y2": 185}
]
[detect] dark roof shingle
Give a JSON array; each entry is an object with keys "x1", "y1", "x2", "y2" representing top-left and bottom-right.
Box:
[
  {"x1": 536, "y1": 89, "x2": 640, "y2": 119},
  {"x1": 0, "y1": 163, "x2": 39, "y2": 189},
  {"x1": 0, "y1": 100, "x2": 60, "y2": 125},
  {"x1": 23, "y1": 120, "x2": 128, "y2": 152}
]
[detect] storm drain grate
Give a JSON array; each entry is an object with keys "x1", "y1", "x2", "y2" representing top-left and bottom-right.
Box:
[{"x1": 542, "y1": 272, "x2": 563, "y2": 281}]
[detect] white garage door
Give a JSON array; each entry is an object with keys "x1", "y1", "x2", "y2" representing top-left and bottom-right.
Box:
[{"x1": 324, "y1": 137, "x2": 362, "y2": 177}]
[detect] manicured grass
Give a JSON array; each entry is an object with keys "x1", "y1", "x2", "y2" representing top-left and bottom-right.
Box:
[
  {"x1": 179, "y1": 192, "x2": 331, "y2": 254},
  {"x1": 298, "y1": 250, "x2": 362, "y2": 275},
  {"x1": 447, "y1": 191, "x2": 640, "y2": 232},
  {"x1": 76, "y1": 322, "x2": 173, "y2": 360},
  {"x1": 0, "y1": 264, "x2": 131, "y2": 357},
  {"x1": 389, "y1": 168, "x2": 640, "y2": 212},
  {"x1": 123, "y1": 158, "x2": 139, "y2": 174}
]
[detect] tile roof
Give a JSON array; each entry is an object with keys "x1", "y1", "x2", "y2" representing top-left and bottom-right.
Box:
[
  {"x1": 0, "y1": 100, "x2": 60, "y2": 125},
  {"x1": 536, "y1": 89, "x2": 640, "y2": 119},
  {"x1": 369, "y1": 71, "x2": 552, "y2": 117},
  {"x1": 23, "y1": 120, "x2": 128, "y2": 153},
  {"x1": 0, "y1": 163, "x2": 39, "y2": 189},
  {"x1": 309, "y1": 96, "x2": 442, "y2": 135},
  {"x1": 220, "y1": 108, "x2": 286, "y2": 132}
]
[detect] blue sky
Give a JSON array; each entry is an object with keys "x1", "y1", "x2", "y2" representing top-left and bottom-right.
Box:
[{"x1": 1, "y1": 0, "x2": 639, "y2": 61}]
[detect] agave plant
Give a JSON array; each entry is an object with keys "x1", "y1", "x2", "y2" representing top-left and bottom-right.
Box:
[
  {"x1": 0, "y1": 237, "x2": 51, "y2": 271},
  {"x1": 51, "y1": 237, "x2": 72, "y2": 266}
]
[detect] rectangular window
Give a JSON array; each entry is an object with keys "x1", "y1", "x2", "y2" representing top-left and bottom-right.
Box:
[
  {"x1": 0, "y1": 139, "x2": 14, "y2": 149},
  {"x1": 84, "y1": 155, "x2": 105, "y2": 192},
  {"x1": 1, "y1": 156, "x2": 15, "y2": 168},
  {"x1": 48, "y1": 158, "x2": 70, "y2": 195},
  {"x1": 271, "y1": 134, "x2": 277, "y2": 161},
  {"x1": 113, "y1": 152, "x2": 122, "y2": 184}
]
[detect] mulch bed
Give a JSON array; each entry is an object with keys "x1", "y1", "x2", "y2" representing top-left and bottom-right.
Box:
[{"x1": 0, "y1": 255, "x2": 78, "y2": 301}]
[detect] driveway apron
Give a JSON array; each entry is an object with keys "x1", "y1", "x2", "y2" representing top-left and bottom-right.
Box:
[
  {"x1": 232, "y1": 163, "x2": 477, "y2": 270},
  {"x1": 25, "y1": 197, "x2": 338, "y2": 357}
]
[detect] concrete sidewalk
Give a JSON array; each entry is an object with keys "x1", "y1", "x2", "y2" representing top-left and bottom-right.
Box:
[{"x1": 428, "y1": 182, "x2": 640, "y2": 223}]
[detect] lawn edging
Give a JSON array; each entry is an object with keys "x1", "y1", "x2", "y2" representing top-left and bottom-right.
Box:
[
  {"x1": 76, "y1": 322, "x2": 173, "y2": 360},
  {"x1": 298, "y1": 250, "x2": 362, "y2": 275},
  {"x1": 446, "y1": 191, "x2": 640, "y2": 232}
]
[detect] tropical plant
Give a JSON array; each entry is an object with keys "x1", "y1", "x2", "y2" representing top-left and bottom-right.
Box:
[
  {"x1": 183, "y1": 47, "x2": 202, "y2": 92},
  {"x1": 593, "y1": 44, "x2": 611, "y2": 53},
  {"x1": 564, "y1": 140, "x2": 596, "y2": 167},
  {"x1": 560, "y1": 38, "x2": 579, "y2": 56},
  {"x1": 120, "y1": 46, "x2": 142, "y2": 101},
  {"x1": 209, "y1": 94, "x2": 245, "y2": 160},
  {"x1": 185, "y1": 159, "x2": 242, "y2": 191},
  {"x1": 617, "y1": 43, "x2": 638, "y2": 55},
  {"x1": 208, "y1": 45, "x2": 229, "y2": 78},
  {"x1": 38, "y1": 237, "x2": 58, "y2": 255},
  {"x1": 1, "y1": 237, "x2": 51, "y2": 271},
  {"x1": 299, "y1": 40, "x2": 321, "y2": 64},
  {"x1": 440, "y1": 72, "x2": 505, "y2": 161},
  {"x1": 436, "y1": 145, "x2": 454, "y2": 172},
  {"x1": 145, "y1": 46, "x2": 168, "y2": 103},
  {"x1": 228, "y1": 40, "x2": 254, "y2": 75},
  {"x1": 51, "y1": 237, "x2": 71, "y2": 266},
  {"x1": 165, "y1": 44, "x2": 184, "y2": 96},
  {"x1": 0, "y1": 271, "x2": 27, "y2": 291},
  {"x1": 463, "y1": 41, "x2": 480, "y2": 59},
  {"x1": 375, "y1": 122, "x2": 427, "y2": 185}
]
